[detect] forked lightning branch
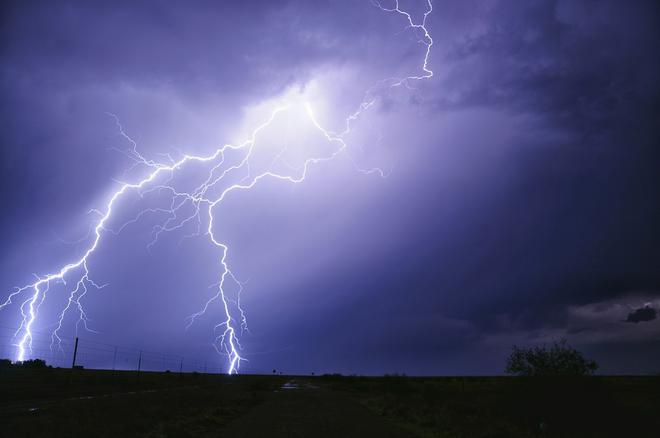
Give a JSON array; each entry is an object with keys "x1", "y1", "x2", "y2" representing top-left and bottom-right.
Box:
[{"x1": 0, "y1": 0, "x2": 434, "y2": 374}]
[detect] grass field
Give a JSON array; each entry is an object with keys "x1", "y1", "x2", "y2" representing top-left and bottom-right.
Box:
[
  {"x1": 1, "y1": 367, "x2": 659, "y2": 437},
  {"x1": 324, "y1": 374, "x2": 660, "y2": 437}
]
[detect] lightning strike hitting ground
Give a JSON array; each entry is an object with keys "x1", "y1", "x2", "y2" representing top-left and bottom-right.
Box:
[{"x1": 0, "y1": 0, "x2": 434, "y2": 374}]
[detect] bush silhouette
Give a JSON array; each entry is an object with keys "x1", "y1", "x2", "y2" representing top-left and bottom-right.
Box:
[
  {"x1": 20, "y1": 358, "x2": 50, "y2": 369},
  {"x1": 505, "y1": 339, "x2": 597, "y2": 377}
]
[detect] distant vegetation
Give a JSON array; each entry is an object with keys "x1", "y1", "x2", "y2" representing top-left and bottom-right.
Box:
[
  {"x1": 0, "y1": 357, "x2": 51, "y2": 369},
  {"x1": 505, "y1": 339, "x2": 598, "y2": 377}
]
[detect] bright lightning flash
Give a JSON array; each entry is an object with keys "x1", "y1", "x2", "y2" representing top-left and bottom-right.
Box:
[{"x1": 0, "y1": 0, "x2": 434, "y2": 374}]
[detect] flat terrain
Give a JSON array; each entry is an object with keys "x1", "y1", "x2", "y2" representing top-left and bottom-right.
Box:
[
  {"x1": 222, "y1": 379, "x2": 414, "y2": 438},
  {"x1": 1, "y1": 367, "x2": 659, "y2": 437}
]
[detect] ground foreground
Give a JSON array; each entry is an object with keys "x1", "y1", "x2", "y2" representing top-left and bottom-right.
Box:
[{"x1": 1, "y1": 368, "x2": 659, "y2": 437}]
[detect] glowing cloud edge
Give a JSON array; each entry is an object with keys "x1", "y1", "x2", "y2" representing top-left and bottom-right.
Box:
[{"x1": 1, "y1": 0, "x2": 434, "y2": 374}]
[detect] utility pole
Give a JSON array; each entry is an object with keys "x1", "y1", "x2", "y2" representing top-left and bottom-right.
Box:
[
  {"x1": 111, "y1": 345, "x2": 118, "y2": 388},
  {"x1": 137, "y1": 350, "x2": 142, "y2": 381},
  {"x1": 112, "y1": 346, "x2": 118, "y2": 371},
  {"x1": 71, "y1": 337, "x2": 79, "y2": 369}
]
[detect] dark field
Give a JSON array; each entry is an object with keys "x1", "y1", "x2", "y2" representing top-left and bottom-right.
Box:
[{"x1": 1, "y1": 367, "x2": 659, "y2": 437}]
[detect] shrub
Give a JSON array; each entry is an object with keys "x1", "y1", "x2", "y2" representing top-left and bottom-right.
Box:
[
  {"x1": 505, "y1": 339, "x2": 597, "y2": 377},
  {"x1": 20, "y1": 358, "x2": 50, "y2": 369}
]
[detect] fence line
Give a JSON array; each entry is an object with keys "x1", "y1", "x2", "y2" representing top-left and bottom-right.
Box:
[
  {"x1": 0, "y1": 324, "x2": 322, "y2": 376},
  {"x1": 0, "y1": 324, "x2": 226, "y2": 374}
]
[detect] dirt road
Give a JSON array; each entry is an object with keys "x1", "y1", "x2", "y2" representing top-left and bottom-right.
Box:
[
  {"x1": 221, "y1": 379, "x2": 417, "y2": 438},
  {"x1": 2, "y1": 373, "x2": 419, "y2": 437}
]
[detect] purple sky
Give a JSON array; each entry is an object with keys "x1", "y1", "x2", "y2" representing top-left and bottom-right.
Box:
[{"x1": 1, "y1": 0, "x2": 659, "y2": 375}]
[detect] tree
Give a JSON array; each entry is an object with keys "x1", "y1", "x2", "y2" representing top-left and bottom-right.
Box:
[
  {"x1": 19, "y1": 358, "x2": 50, "y2": 369},
  {"x1": 505, "y1": 339, "x2": 598, "y2": 377}
]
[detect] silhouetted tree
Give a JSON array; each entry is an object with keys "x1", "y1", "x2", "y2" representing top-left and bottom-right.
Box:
[
  {"x1": 505, "y1": 339, "x2": 597, "y2": 377},
  {"x1": 20, "y1": 358, "x2": 49, "y2": 369}
]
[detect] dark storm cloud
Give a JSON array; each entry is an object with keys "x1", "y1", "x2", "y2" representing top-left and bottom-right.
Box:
[
  {"x1": 1, "y1": 0, "x2": 309, "y2": 98},
  {"x1": 417, "y1": 0, "x2": 660, "y2": 317},
  {"x1": 436, "y1": 0, "x2": 660, "y2": 130},
  {"x1": 626, "y1": 306, "x2": 657, "y2": 324}
]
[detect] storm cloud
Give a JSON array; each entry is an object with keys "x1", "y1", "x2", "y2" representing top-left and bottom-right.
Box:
[
  {"x1": 626, "y1": 306, "x2": 657, "y2": 324},
  {"x1": 1, "y1": 0, "x2": 659, "y2": 375}
]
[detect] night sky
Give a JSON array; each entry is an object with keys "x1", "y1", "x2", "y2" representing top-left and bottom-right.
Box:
[{"x1": 1, "y1": 0, "x2": 659, "y2": 375}]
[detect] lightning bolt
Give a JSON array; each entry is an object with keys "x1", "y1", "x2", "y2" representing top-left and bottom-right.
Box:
[
  {"x1": 1, "y1": 0, "x2": 434, "y2": 374},
  {"x1": 373, "y1": 0, "x2": 434, "y2": 84}
]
